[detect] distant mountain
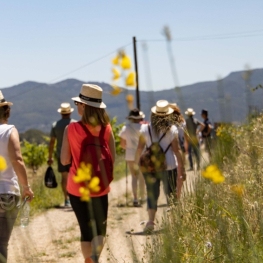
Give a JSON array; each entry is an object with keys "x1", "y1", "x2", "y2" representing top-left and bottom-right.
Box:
[{"x1": 2, "y1": 68, "x2": 263, "y2": 133}]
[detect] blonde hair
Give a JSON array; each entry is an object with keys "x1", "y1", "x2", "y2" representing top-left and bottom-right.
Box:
[
  {"x1": 169, "y1": 103, "x2": 185, "y2": 125},
  {"x1": 81, "y1": 105, "x2": 110, "y2": 127}
]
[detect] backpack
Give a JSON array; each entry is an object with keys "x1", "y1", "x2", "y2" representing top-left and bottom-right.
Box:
[
  {"x1": 44, "y1": 166, "x2": 58, "y2": 188},
  {"x1": 79, "y1": 123, "x2": 113, "y2": 195},
  {"x1": 139, "y1": 125, "x2": 171, "y2": 174}
]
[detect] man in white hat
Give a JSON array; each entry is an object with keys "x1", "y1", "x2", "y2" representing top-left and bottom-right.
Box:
[
  {"x1": 48, "y1": 103, "x2": 76, "y2": 207},
  {"x1": 184, "y1": 108, "x2": 204, "y2": 170}
]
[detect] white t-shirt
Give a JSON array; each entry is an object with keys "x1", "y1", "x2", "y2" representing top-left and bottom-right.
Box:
[
  {"x1": 0, "y1": 124, "x2": 20, "y2": 195},
  {"x1": 140, "y1": 124, "x2": 178, "y2": 170},
  {"x1": 119, "y1": 122, "x2": 142, "y2": 161}
]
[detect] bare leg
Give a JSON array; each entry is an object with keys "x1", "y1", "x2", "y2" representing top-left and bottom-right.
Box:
[
  {"x1": 138, "y1": 172, "x2": 145, "y2": 200},
  {"x1": 83, "y1": 236, "x2": 104, "y2": 262},
  {"x1": 148, "y1": 209, "x2": 156, "y2": 222},
  {"x1": 127, "y1": 161, "x2": 138, "y2": 201}
]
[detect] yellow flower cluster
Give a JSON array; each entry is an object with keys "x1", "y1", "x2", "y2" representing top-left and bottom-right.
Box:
[
  {"x1": 202, "y1": 165, "x2": 225, "y2": 184},
  {"x1": 73, "y1": 162, "x2": 100, "y2": 202},
  {"x1": 110, "y1": 50, "x2": 136, "y2": 109},
  {"x1": 230, "y1": 184, "x2": 244, "y2": 197},
  {"x1": 0, "y1": 156, "x2": 7, "y2": 171}
]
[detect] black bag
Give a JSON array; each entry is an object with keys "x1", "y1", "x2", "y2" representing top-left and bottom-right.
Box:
[
  {"x1": 139, "y1": 125, "x2": 171, "y2": 174},
  {"x1": 44, "y1": 166, "x2": 58, "y2": 188}
]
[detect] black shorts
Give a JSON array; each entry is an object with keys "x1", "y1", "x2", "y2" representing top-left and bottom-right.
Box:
[
  {"x1": 69, "y1": 194, "x2": 108, "y2": 242},
  {"x1": 57, "y1": 158, "x2": 70, "y2": 173}
]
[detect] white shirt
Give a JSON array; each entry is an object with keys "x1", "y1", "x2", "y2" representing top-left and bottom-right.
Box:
[
  {"x1": 0, "y1": 124, "x2": 20, "y2": 195},
  {"x1": 119, "y1": 122, "x2": 142, "y2": 161},
  {"x1": 140, "y1": 124, "x2": 178, "y2": 170}
]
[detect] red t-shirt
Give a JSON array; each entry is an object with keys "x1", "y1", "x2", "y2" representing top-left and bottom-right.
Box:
[{"x1": 67, "y1": 121, "x2": 112, "y2": 197}]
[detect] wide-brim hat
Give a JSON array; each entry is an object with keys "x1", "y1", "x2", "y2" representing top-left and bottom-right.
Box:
[
  {"x1": 151, "y1": 100, "x2": 174, "y2": 116},
  {"x1": 0, "y1": 90, "x2": 13, "y2": 107},
  {"x1": 72, "y1": 84, "x2": 106, "y2": 108},
  {"x1": 185, "y1": 108, "x2": 195, "y2": 116},
  {"x1": 57, "y1": 102, "x2": 74, "y2": 114},
  {"x1": 127, "y1": 108, "x2": 145, "y2": 119}
]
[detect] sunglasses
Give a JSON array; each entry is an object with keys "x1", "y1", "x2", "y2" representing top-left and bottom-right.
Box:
[{"x1": 74, "y1": 101, "x2": 83, "y2": 106}]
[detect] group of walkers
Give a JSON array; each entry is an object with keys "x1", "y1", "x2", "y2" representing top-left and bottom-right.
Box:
[{"x1": 0, "y1": 84, "x2": 213, "y2": 263}]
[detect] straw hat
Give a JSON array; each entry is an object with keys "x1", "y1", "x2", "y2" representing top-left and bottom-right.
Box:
[
  {"x1": 57, "y1": 102, "x2": 74, "y2": 114},
  {"x1": 72, "y1": 84, "x2": 106, "y2": 108},
  {"x1": 0, "y1": 90, "x2": 13, "y2": 107},
  {"x1": 126, "y1": 108, "x2": 145, "y2": 120},
  {"x1": 151, "y1": 100, "x2": 174, "y2": 116},
  {"x1": 185, "y1": 108, "x2": 195, "y2": 116}
]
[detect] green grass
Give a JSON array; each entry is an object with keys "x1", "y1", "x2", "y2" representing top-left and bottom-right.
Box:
[
  {"x1": 144, "y1": 114, "x2": 263, "y2": 263},
  {"x1": 113, "y1": 154, "x2": 127, "y2": 181},
  {"x1": 29, "y1": 165, "x2": 64, "y2": 215}
]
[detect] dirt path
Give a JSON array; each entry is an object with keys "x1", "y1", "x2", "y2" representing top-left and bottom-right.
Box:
[{"x1": 8, "y1": 169, "x2": 199, "y2": 263}]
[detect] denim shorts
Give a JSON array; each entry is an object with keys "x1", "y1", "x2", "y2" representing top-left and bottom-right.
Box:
[{"x1": 0, "y1": 194, "x2": 20, "y2": 262}]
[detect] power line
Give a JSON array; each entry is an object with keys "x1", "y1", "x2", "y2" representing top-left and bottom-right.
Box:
[
  {"x1": 138, "y1": 29, "x2": 263, "y2": 42},
  {"x1": 8, "y1": 42, "x2": 132, "y2": 99}
]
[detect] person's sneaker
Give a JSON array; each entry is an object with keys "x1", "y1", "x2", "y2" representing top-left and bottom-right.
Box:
[
  {"x1": 187, "y1": 167, "x2": 194, "y2": 171},
  {"x1": 133, "y1": 200, "x2": 139, "y2": 207},
  {"x1": 64, "y1": 200, "x2": 71, "y2": 207},
  {"x1": 143, "y1": 221, "x2": 155, "y2": 233}
]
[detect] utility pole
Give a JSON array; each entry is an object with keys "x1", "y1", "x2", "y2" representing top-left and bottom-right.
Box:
[{"x1": 133, "y1": 36, "x2": 140, "y2": 110}]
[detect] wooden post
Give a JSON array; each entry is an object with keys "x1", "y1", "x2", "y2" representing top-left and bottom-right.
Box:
[{"x1": 133, "y1": 36, "x2": 140, "y2": 110}]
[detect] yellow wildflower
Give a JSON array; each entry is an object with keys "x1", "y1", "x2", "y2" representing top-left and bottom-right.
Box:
[
  {"x1": 112, "y1": 68, "x2": 120, "y2": 80},
  {"x1": 73, "y1": 163, "x2": 92, "y2": 183},
  {"x1": 126, "y1": 72, "x2": 136, "y2": 86},
  {"x1": 112, "y1": 55, "x2": 119, "y2": 65},
  {"x1": 79, "y1": 187, "x2": 91, "y2": 202},
  {"x1": 0, "y1": 156, "x2": 7, "y2": 171},
  {"x1": 88, "y1": 177, "x2": 100, "y2": 193},
  {"x1": 110, "y1": 86, "x2": 122, "y2": 96},
  {"x1": 74, "y1": 162, "x2": 101, "y2": 202},
  {"x1": 121, "y1": 55, "x2": 131, "y2": 70},
  {"x1": 230, "y1": 184, "x2": 244, "y2": 196},
  {"x1": 126, "y1": 94, "x2": 134, "y2": 103},
  {"x1": 202, "y1": 165, "x2": 225, "y2": 184}
]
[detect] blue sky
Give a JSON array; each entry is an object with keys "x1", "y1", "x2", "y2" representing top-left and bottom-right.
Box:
[{"x1": 1, "y1": 1, "x2": 263, "y2": 91}]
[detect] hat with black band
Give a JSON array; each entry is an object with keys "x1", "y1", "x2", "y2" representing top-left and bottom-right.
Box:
[
  {"x1": 72, "y1": 84, "x2": 106, "y2": 108},
  {"x1": 0, "y1": 90, "x2": 13, "y2": 107}
]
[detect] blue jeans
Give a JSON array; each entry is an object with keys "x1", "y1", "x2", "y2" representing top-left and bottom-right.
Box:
[
  {"x1": 143, "y1": 169, "x2": 177, "y2": 210},
  {"x1": 188, "y1": 143, "x2": 200, "y2": 169},
  {"x1": 0, "y1": 194, "x2": 20, "y2": 263}
]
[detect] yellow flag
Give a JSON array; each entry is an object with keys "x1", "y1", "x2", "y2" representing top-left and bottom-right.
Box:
[
  {"x1": 126, "y1": 72, "x2": 136, "y2": 86},
  {"x1": 121, "y1": 55, "x2": 132, "y2": 70},
  {"x1": 112, "y1": 68, "x2": 121, "y2": 80}
]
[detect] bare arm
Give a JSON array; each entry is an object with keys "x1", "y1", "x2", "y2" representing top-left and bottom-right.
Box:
[
  {"x1": 8, "y1": 128, "x2": 34, "y2": 200},
  {"x1": 171, "y1": 136, "x2": 185, "y2": 198},
  {"x1": 109, "y1": 130, "x2": 116, "y2": 163},
  {"x1": 60, "y1": 126, "x2": 71, "y2": 165},
  {"x1": 120, "y1": 138, "x2": 126, "y2": 150},
  {"x1": 48, "y1": 137, "x2": 56, "y2": 165}
]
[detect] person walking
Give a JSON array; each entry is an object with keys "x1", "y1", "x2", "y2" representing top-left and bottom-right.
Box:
[
  {"x1": 200, "y1": 109, "x2": 213, "y2": 158},
  {"x1": 0, "y1": 91, "x2": 34, "y2": 263},
  {"x1": 48, "y1": 102, "x2": 76, "y2": 207},
  {"x1": 61, "y1": 84, "x2": 115, "y2": 263},
  {"x1": 184, "y1": 108, "x2": 203, "y2": 170},
  {"x1": 135, "y1": 100, "x2": 185, "y2": 232},
  {"x1": 119, "y1": 108, "x2": 145, "y2": 207}
]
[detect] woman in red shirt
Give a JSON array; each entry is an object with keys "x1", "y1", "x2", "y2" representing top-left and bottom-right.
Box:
[{"x1": 61, "y1": 84, "x2": 115, "y2": 263}]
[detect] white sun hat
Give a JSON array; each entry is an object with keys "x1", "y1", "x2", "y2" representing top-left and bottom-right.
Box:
[{"x1": 72, "y1": 84, "x2": 106, "y2": 108}]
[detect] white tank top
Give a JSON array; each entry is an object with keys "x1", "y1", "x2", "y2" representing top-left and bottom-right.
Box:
[{"x1": 0, "y1": 124, "x2": 20, "y2": 195}]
